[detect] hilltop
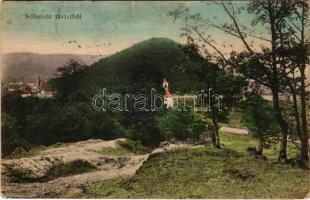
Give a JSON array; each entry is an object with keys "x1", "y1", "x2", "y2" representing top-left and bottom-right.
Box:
[{"x1": 49, "y1": 38, "x2": 203, "y2": 97}]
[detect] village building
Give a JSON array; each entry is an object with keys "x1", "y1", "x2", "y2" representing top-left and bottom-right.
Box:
[{"x1": 6, "y1": 77, "x2": 56, "y2": 98}]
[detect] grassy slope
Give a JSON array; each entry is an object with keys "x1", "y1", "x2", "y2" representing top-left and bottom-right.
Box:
[{"x1": 83, "y1": 133, "x2": 309, "y2": 198}]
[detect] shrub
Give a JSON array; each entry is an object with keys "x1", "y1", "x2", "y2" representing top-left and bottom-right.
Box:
[
  {"x1": 157, "y1": 109, "x2": 205, "y2": 141},
  {"x1": 240, "y1": 93, "x2": 280, "y2": 154}
]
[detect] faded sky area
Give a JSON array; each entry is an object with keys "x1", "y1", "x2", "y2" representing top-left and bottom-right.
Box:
[{"x1": 1, "y1": 1, "x2": 260, "y2": 55}]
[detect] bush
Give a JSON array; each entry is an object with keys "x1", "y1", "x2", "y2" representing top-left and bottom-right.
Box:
[
  {"x1": 1, "y1": 113, "x2": 29, "y2": 157},
  {"x1": 240, "y1": 93, "x2": 280, "y2": 154},
  {"x1": 157, "y1": 109, "x2": 205, "y2": 141}
]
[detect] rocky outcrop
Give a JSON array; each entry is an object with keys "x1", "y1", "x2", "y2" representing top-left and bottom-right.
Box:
[{"x1": 1, "y1": 138, "x2": 201, "y2": 198}]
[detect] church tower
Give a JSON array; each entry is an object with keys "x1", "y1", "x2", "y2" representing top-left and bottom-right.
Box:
[
  {"x1": 163, "y1": 78, "x2": 172, "y2": 97},
  {"x1": 162, "y1": 78, "x2": 174, "y2": 108},
  {"x1": 163, "y1": 78, "x2": 169, "y2": 90}
]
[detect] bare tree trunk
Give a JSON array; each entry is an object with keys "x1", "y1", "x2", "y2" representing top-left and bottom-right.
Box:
[
  {"x1": 257, "y1": 131, "x2": 264, "y2": 155},
  {"x1": 212, "y1": 116, "x2": 221, "y2": 148},
  {"x1": 299, "y1": 3, "x2": 309, "y2": 162},
  {"x1": 215, "y1": 130, "x2": 221, "y2": 148},
  {"x1": 267, "y1": 0, "x2": 288, "y2": 161},
  {"x1": 300, "y1": 67, "x2": 309, "y2": 162},
  {"x1": 290, "y1": 83, "x2": 303, "y2": 142},
  {"x1": 271, "y1": 87, "x2": 288, "y2": 161}
]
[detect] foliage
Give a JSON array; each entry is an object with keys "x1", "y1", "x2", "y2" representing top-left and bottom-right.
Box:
[
  {"x1": 1, "y1": 93, "x2": 128, "y2": 156},
  {"x1": 49, "y1": 60, "x2": 89, "y2": 101},
  {"x1": 118, "y1": 77, "x2": 165, "y2": 147},
  {"x1": 1, "y1": 113, "x2": 28, "y2": 156},
  {"x1": 221, "y1": 108, "x2": 246, "y2": 129},
  {"x1": 240, "y1": 93, "x2": 280, "y2": 144},
  {"x1": 157, "y1": 109, "x2": 205, "y2": 141},
  {"x1": 177, "y1": 44, "x2": 247, "y2": 147},
  {"x1": 55, "y1": 60, "x2": 88, "y2": 78}
]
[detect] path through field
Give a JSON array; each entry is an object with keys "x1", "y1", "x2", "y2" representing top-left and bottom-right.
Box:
[{"x1": 219, "y1": 127, "x2": 249, "y2": 135}]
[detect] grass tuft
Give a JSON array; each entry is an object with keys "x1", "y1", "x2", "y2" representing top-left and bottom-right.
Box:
[{"x1": 98, "y1": 139, "x2": 150, "y2": 156}]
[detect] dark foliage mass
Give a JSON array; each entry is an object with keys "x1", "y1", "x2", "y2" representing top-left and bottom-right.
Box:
[{"x1": 1, "y1": 93, "x2": 127, "y2": 156}]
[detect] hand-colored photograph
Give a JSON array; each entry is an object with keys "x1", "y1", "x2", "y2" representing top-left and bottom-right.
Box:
[{"x1": 0, "y1": 1, "x2": 309, "y2": 198}]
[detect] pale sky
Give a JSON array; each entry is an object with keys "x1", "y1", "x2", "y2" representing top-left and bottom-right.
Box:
[{"x1": 1, "y1": 1, "x2": 262, "y2": 55}]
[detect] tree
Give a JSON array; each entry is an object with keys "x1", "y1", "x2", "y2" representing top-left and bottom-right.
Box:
[
  {"x1": 50, "y1": 60, "x2": 89, "y2": 101},
  {"x1": 247, "y1": 0, "x2": 309, "y2": 162},
  {"x1": 168, "y1": 0, "x2": 307, "y2": 161},
  {"x1": 119, "y1": 76, "x2": 165, "y2": 147},
  {"x1": 157, "y1": 108, "x2": 205, "y2": 141},
  {"x1": 284, "y1": 0, "x2": 309, "y2": 162},
  {"x1": 1, "y1": 113, "x2": 28, "y2": 156},
  {"x1": 176, "y1": 44, "x2": 246, "y2": 148},
  {"x1": 240, "y1": 93, "x2": 280, "y2": 155},
  {"x1": 55, "y1": 59, "x2": 88, "y2": 78}
]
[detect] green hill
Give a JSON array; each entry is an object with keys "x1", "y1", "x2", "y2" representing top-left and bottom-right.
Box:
[{"x1": 51, "y1": 38, "x2": 202, "y2": 97}]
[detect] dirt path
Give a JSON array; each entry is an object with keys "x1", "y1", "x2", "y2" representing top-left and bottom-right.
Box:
[
  {"x1": 1, "y1": 139, "x2": 200, "y2": 198},
  {"x1": 1, "y1": 155, "x2": 148, "y2": 198},
  {"x1": 219, "y1": 127, "x2": 249, "y2": 135}
]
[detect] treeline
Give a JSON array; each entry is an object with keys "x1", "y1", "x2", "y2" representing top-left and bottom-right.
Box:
[
  {"x1": 1, "y1": 94, "x2": 124, "y2": 156},
  {"x1": 1, "y1": 91, "x2": 207, "y2": 157}
]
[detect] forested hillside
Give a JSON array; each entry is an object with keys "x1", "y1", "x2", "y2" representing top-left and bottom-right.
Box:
[{"x1": 49, "y1": 38, "x2": 202, "y2": 97}]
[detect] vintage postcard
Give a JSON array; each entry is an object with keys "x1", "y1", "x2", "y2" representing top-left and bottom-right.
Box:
[{"x1": 0, "y1": 0, "x2": 309, "y2": 199}]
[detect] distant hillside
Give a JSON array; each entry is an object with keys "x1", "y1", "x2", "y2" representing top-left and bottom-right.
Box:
[
  {"x1": 56, "y1": 38, "x2": 203, "y2": 97},
  {"x1": 1, "y1": 53, "x2": 105, "y2": 83}
]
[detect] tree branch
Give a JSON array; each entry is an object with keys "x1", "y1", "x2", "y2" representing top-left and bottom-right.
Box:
[{"x1": 221, "y1": 2, "x2": 254, "y2": 54}]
